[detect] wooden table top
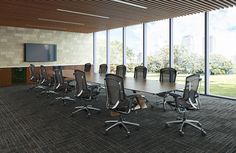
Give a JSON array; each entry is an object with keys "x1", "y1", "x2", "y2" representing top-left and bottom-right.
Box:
[{"x1": 62, "y1": 70, "x2": 183, "y2": 94}]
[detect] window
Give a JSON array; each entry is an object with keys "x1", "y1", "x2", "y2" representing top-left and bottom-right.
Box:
[
  {"x1": 94, "y1": 31, "x2": 106, "y2": 72},
  {"x1": 109, "y1": 28, "x2": 123, "y2": 73},
  {"x1": 173, "y1": 13, "x2": 205, "y2": 93},
  {"x1": 146, "y1": 19, "x2": 169, "y2": 80},
  {"x1": 92, "y1": 7, "x2": 236, "y2": 99},
  {"x1": 209, "y1": 7, "x2": 236, "y2": 98},
  {"x1": 125, "y1": 24, "x2": 143, "y2": 76}
]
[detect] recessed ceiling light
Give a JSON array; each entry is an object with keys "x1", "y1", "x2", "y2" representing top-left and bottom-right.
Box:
[
  {"x1": 57, "y1": 8, "x2": 110, "y2": 19},
  {"x1": 38, "y1": 18, "x2": 84, "y2": 25},
  {"x1": 111, "y1": 0, "x2": 147, "y2": 9},
  {"x1": 26, "y1": 24, "x2": 67, "y2": 30}
]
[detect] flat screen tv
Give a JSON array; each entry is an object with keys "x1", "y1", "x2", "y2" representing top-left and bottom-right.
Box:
[{"x1": 24, "y1": 43, "x2": 57, "y2": 62}]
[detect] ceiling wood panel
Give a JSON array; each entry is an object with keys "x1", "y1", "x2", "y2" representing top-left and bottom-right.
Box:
[{"x1": 0, "y1": 0, "x2": 235, "y2": 33}]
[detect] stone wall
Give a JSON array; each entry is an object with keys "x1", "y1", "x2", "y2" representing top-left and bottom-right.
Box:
[{"x1": 0, "y1": 26, "x2": 93, "y2": 67}]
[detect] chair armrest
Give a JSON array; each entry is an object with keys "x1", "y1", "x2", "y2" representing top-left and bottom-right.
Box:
[
  {"x1": 195, "y1": 93, "x2": 199, "y2": 98},
  {"x1": 169, "y1": 92, "x2": 181, "y2": 99},
  {"x1": 61, "y1": 80, "x2": 74, "y2": 93},
  {"x1": 156, "y1": 91, "x2": 169, "y2": 98}
]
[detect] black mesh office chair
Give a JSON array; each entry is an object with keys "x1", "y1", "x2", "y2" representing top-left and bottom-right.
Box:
[
  {"x1": 39, "y1": 65, "x2": 58, "y2": 96},
  {"x1": 133, "y1": 66, "x2": 151, "y2": 107},
  {"x1": 99, "y1": 64, "x2": 108, "y2": 74},
  {"x1": 29, "y1": 64, "x2": 39, "y2": 90},
  {"x1": 39, "y1": 65, "x2": 52, "y2": 88},
  {"x1": 116, "y1": 65, "x2": 126, "y2": 78},
  {"x1": 104, "y1": 74, "x2": 140, "y2": 137},
  {"x1": 157, "y1": 67, "x2": 177, "y2": 111},
  {"x1": 28, "y1": 64, "x2": 44, "y2": 91},
  {"x1": 165, "y1": 74, "x2": 206, "y2": 136},
  {"x1": 50, "y1": 68, "x2": 75, "y2": 105},
  {"x1": 134, "y1": 66, "x2": 147, "y2": 79},
  {"x1": 84, "y1": 63, "x2": 92, "y2": 72},
  {"x1": 29, "y1": 64, "x2": 38, "y2": 83},
  {"x1": 71, "y1": 70, "x2": 101, "y2": 117}
]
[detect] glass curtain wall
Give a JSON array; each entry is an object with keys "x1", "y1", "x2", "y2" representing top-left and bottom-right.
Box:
[
  {"x1": 146, "y1": 19, "x2": 169, "y2": 80},
  {"x1": 94, "y1": 6, "x2": 236, "y2": 99},
  {"x1": 173, "y1": 13, "x2": 205, "y2": 93},
  {"x1": 209, "y1": 7, "x2": 236, "y2": 98},
  {"x1": 94, "y1": 31, "x2": 106, "y2": 72},
  {"x1": 125, "y1": 24, "x2": 143, "y2": 76},
  {"x1": 109, "y1": 28, "x2": 123, "y2": 73}
]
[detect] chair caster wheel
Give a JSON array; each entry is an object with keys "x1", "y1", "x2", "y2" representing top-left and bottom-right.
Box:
[
  {"x1": 201, "y1": 130, "x2": 207, "y2": 136},
  {"x1": 179, "y1": 130, "x2": 184, "y2": 136},
  {"x1": 165, "y1": 123, "x2": 170, "y2": 128},
  {"x1": 126, "y1": 133, "x2": 130, "y2": 138},
  {"x1": 71, "y1": 113, "x2": 74, "y2": 117},
  {"x1": 150, "y1": 105, "x2": 154, "y2": 109}
]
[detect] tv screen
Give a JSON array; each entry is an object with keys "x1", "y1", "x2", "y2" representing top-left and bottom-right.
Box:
[{"x1": 24, "y1": 43, "x2": 57, "y2": 62}]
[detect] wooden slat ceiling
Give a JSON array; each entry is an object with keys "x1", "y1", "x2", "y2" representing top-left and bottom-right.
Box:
[{"x1": 0, "y1": 0, "x2": 235, "y2": 33}]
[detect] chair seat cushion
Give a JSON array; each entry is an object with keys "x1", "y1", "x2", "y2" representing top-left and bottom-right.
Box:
[
  {"x1": 177, "y1": 98, "x2": 195, "y2": 110},
  {"x1": 166, "y1": 100, "x2": 177, "y2": 107}
]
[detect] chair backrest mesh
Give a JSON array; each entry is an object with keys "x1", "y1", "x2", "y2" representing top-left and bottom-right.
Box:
[
  {"x1": 99, "y1": 64, "x2": 108, "y2": 74},
  {"x1": 74, "y1": 70, "x2": 88, "y2": 95},
  {"x1": 29, "y1": 64, "x2": 37, "y2": 81},
  {"x1": 53, "y1": 68, "x2": 64, "y2": 85},
  {"x1": 183, "y1": 74, "x2": 201, "y2": 101},
  {"x1": 84, "y1": 63, "x2": 91, "y2": 72},
  {"x1": 53, "y1": 66, "x2": 63, "y2": 71},
  {"x1": 159, "y1": 68, "x2": 177, "y2": 83},
  {"x1": 105, "y1": 74, "x2": 125, "y2": 109},
  {"x1": 134, "y1": 66, "x2": 147, "y2": 79},
  {"x1": 39, "y1": 65, "x2": 48, "y2": 83},
  {"x1": 116, "y1": 65, "x2": 126, "y2": 78}
]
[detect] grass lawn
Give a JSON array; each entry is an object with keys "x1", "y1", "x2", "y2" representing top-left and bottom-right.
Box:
[{"x1": 145, "y1": 73, "x2": 236, "y2": 99}]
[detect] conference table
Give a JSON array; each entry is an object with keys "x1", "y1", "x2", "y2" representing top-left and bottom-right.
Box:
[{"x1": 62, "y1": 70, "x2": 183, "y2": 95}]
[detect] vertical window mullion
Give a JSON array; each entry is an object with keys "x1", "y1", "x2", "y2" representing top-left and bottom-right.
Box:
[
  {"x1": 93, "y1": 32, "x2": 96, "y2": 72},
  {"x1": 143, "y1": 23, "x2": 147, "y2": 67},
  {"x1": 123, "y1": 27, "x2": 126, "y2": 65},
  {"x1": 169, "y1": 18, "x2": 174, "y2": 68},
  {"x1": 205, "y1": 12, "x2": 209, "y2": 95},
  {"x1": 106, "y1": 30, "x2": 110, "y2": 72}
]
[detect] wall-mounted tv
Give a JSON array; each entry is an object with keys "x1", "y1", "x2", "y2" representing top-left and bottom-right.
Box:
[{"x1": 24, "y1": 43, "x2": 57, "y2": 62}]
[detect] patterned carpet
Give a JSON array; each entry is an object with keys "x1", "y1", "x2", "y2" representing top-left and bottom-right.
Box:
[{"x1": 0, "y1": 85, "x2": 236, "y2": 153}]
